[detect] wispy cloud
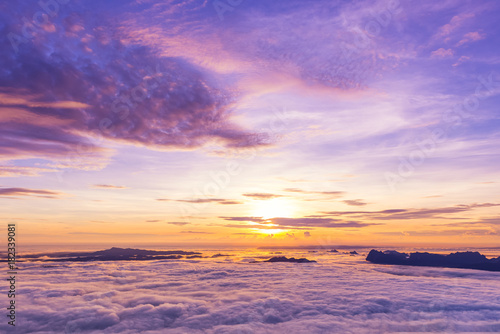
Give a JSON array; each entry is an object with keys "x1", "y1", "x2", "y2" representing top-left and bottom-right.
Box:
[
  {"x1": 375, "y1": 229, "x2": 498, "y2": 237},
  {"x1": 180, "y1": 230, "x2": 213, "y2": 234},
  {"x1": 322, "y1": 203, "x2": 500, "y2": 220},
  {"x1": 457, "y1": 31, "x2": 486, "y2": 46},
  {"x1": 431, "y1": 48, "x2": 454, "y2": 58},
  {"x1": 167, "y1": 222, "x2": 190, "y2": 226},
  {"x1": 92, "y1": 184, "x2": 128, "y2": 189},
  {"x1": 159, "y1": 198, "x2": 243, "y2": 205},
  {"x1": 0, "y1": 187, "x2": 65, "y2": 199},
  {"x1": 435, "y1": 13, "x2": 475, "y2": 41},
  {"x1": 0, "y1": 166, "x2": 57, "y2": 177},
  {"x1": 243, "y1": 193, "x2": 284, "y2": 200},
  {"x1": 343, "y1": 199, "x2": 368, "y2": 206},
  {"x1": 219, "y1": 216, "x2": 379, "y2": 229},
  {"x1": 283, "y1": 188, "x2": 345, "y2": 199}
]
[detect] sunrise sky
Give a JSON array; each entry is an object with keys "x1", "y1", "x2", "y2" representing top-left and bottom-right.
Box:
[{"x1": 1, "y1": 0, "x2": 499, "y2": 248}]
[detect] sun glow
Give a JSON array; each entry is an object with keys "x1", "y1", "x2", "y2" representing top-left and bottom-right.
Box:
[
  {"x1": 252, "y1": 198, "x2": 295, "y2": 219},
  {"x1": 255, "y1": 228, "x2": 286, "y2": 235}
]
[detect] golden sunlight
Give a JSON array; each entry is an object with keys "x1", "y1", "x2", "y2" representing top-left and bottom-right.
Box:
[
  {"x1": 251, "y1": 198, "x2": 295, "y2": 219},
  {"x1": 255, "y1": 228, "x2": 287, "y2": 235}
]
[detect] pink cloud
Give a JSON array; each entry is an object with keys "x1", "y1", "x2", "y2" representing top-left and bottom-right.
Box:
[
  {"x1": 436, "y1": 13, "x2": 475, "y2": 40},
  {"x1": 0, "y1": 166, "x2": 57, "y2": 177},
  {"x1": 453, "y1": 55, "x2": 471, "y2": 67},
  {"x1": 457, "y1": 31, "x2": 486, "y2": 46},
  {"x1": 431, "y1": 48, "x2": 454, "y2": 58}
]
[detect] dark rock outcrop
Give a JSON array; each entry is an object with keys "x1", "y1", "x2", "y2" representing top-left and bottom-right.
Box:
[
  {"x1": 366, "y1": 249, "x2": 500, "y2": 272},
  {"x1": 264, "y1": 256, "x2": 316, "y2": 263}
]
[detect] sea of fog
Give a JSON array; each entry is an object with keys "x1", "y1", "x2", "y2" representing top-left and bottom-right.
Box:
[{"x1": 3, "y1": 248, "x2": 500, "y2": 333}]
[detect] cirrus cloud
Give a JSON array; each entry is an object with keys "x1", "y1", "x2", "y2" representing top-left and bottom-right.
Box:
[{"x1": 0, "y1": 187, "x2": 66, "y2": 199}]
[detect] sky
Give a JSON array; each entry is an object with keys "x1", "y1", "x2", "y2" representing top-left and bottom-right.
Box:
[{"x1": 1, "y1": 0, "x2": 500, "y2": 248}]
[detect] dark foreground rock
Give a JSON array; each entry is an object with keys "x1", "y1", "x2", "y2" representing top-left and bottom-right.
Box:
[
  {"x1": 264, "y1": 256, "x2": 317, "y2": 263},
  {"x1": 366, "y1": 249, "x2": 500, "y2": 272}
]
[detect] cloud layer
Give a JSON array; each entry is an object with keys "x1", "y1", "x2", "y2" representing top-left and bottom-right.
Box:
[{"x1": 4, "y1": 249, "x2": 500, "y2": 333}]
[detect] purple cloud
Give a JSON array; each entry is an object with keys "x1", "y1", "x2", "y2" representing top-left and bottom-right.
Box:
[
  {"x1": 0, "y1": 4, "x2": 270, "y2": 171},
  {"x1": 343, "y1": 199, "x2": 368, "y2": 206},
  {"x1": 243, "y1": 193, "x2": 284, "y2": 200},
  {"x1": 220, "y1": 216, "x2": 379, "y2": 229},
  {"x1": 0, "y1": 187, "x2": 64, "y2": 198},
  {"x1": 322, "y1": 203, "x2": 500, "y2": 220}
]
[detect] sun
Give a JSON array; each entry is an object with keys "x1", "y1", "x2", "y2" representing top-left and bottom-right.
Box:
[
  {"x1": 252, "y1": 198, "x2": 295, "y2": 219},
  {"x1": 254, "y1": 228, "x2": 286, "y2": 235}
]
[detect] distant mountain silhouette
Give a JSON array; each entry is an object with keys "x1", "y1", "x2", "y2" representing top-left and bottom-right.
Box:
[
  {"x1": 264, "y1": 256, "x2": 317, "y2": 263},
  {"x1": 366, "y1": 249, "x2": 500, "y2": 272},
  {"x1": 22, "y1": 247, "x2": 202, "y2": 262}
]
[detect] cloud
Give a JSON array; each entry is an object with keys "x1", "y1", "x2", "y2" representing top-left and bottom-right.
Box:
[
  {"x1": 283, "y1": 188, "x2": 345, "y2": 198},
  {"x1": 178, "y1": 199, "x2": 226, "y2": 204},
  {"x1": 0, "y1": 4, "x2": 270, "y2": 171},
  {"x1": 167, "y1": 222, "x2": 190, "y2": 226},
  {"x1": 222, "y1": 223, "x2": 311, "y2": 231},
  {"x1": 217, "y1": 200, "x2": 243, "y2": 205},
  {"x1": 304, "y1": 231, "x2": 311, "y2": 238},
  {"x1": 180, "y1": 231, "x2": 213, "y2": 234},
  {"x1": 68, "y1": 232, "x2": 160, "y2": 236},
  {"x1": 92, "y1": 184, "x2": 128, "y2": 189},
  {"x1": 220, "y1": 216, "x2": 379, "y2": 229},
  {"x1": 0, "y1": 187, "x2": 65, "y2": 199},
  {"x1": 453, "y1": 55, "x2": 471, "y2": 66},
  {"x1": 375, "y1": 228, "x2": 499, "y2": 237},
  {"x1": 343, "y1": 199, "x2": 368, "y2": 206},
  {"x1": 271, "y1": 217, "x2": 379, "y2": 229},
  {"x1": 435, "y1": 12, "x2": 475, "y2": 40},
  {"x1": 0, "y1": 165, "x2": 57, "y2": 177},
  {"x1": 439, "y1": 216, "x2": 500, "y2": 227},
  {"x1": 219, "y1": 217, "x2": 265, "y2": 222},
  {"x1": 457, "y1": 31, "x2": 486, "y2": 46},
  {"x1": 431, "y1": 48, "x2": 454, "y2": 58},
  {"x1": 180, "y1": 198, "x2": 242, "y2": 205},
  {"x1": 157, "y1": 198, "x2": 242, "y2": 205},
  {"x1": 243, "y1": 193, "x2": 284, "y2": 200},
  {"x1": 321, "y1": 203, "x2": 500, "y2": 221},
  {"x1": 118, "y1": 0, "x2": 391, "y2": 91}
]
